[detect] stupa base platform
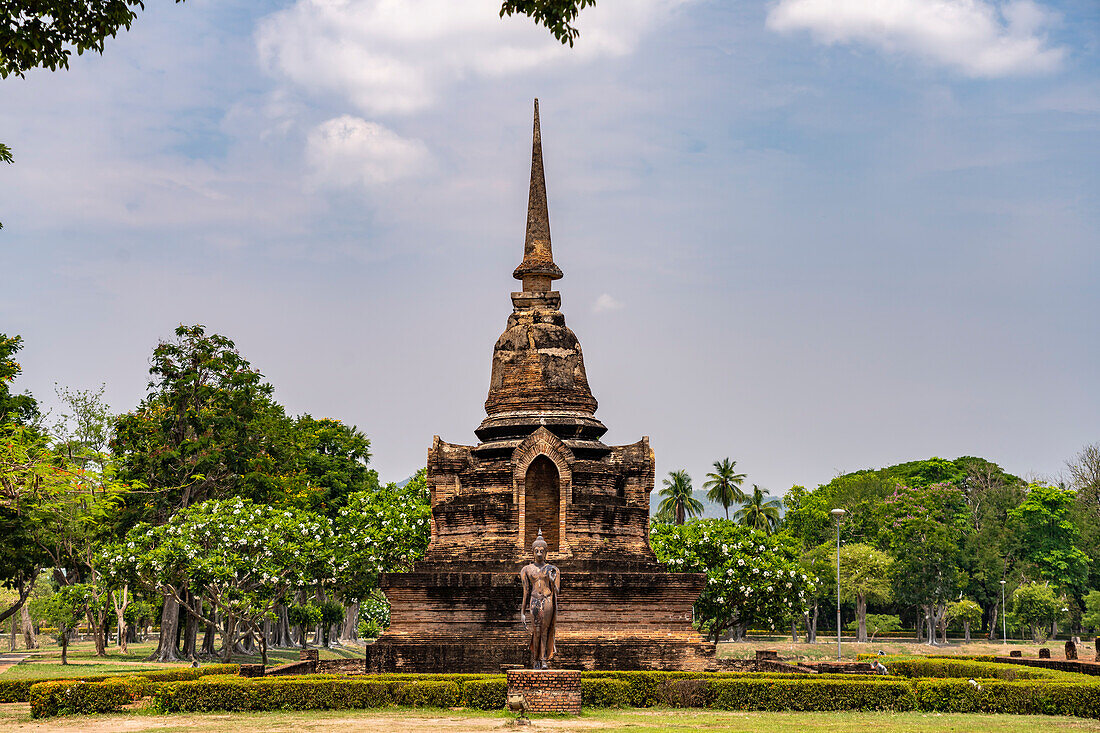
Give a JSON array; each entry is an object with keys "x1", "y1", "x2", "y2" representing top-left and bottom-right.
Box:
[
  {"x1": 364, "y1": 567, "x2": 715, "y2": 673},
  {"x1": 363, "y1": 632, "x2": 716, "y2": 673}
]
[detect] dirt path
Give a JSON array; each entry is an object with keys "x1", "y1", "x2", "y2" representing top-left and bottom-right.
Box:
[
  {"x1": 0, "y1": 708, "x2": 611, "y2": 733},
  {"x1": 0, "y1": 655, "x2": 31, "y2": 675}
]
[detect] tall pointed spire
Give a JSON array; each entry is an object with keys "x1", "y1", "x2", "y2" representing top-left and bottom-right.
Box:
[{"x1": 513, "y1": 98, "x2": 563, "y2": 292}]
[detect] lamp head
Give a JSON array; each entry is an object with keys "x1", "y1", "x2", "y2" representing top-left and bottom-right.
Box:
[
  {"x1": 830, "y1": 508, "x2": 847, "y2": 519},
  {"x1": 1000, "y1": 580, "x2": 1007, "y2": 586}
]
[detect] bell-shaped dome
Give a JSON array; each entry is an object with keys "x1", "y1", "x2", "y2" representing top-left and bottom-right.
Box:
[{"x1": 475, "y1": 101, "x2": 606, "y2": 447}]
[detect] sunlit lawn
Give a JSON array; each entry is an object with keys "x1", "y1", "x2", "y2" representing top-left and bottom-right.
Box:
[
  {"x1": 0, "y1": 706, "x2": 1099, "y2": 733},
  {"x1": 0, "y1": 638, "x2": 366, "y2": 679}
]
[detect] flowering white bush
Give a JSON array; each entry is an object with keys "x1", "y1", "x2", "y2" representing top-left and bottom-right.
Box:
[{"x1": 650, "y1": 519, "x2": 816, "y2": 640}]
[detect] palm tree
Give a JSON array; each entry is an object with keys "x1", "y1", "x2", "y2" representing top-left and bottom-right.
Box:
[
  {"x1": 702, "y1": 458, "x2": 747, "y2": 520},
  {"x1": 733, "y1": 484, "x2": 781, "y2": 534},
  {"x1": 657, "y1": 470, "x2": 703, "y2": 525}
]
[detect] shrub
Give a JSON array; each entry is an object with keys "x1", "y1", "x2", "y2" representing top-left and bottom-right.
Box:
[
  {"x1": 29, "y1": 678, "x2": 137, "y2": 718},
  {"x1": 460, "y1": 678, "x2": 506, "y2": 710},
  {"x1": 881, "y1": 658, "x2": 1055, "y2": 681},
  {"x1": 581, "y1": 678, "x2": 631, "y2": 707},
  {"x1": 393, "y1": 680, "x2": 460, "y2": 708},
  {"x1": 657, "y1": 678, "x2": 709, "y2": 708},
  {"x1": 914, "y1": 678, "x2": 1100, "y2": 718},
  {"x1": 706, "y1": 678, "x2": 917, "y2": 712},
  {"x1": 155, "y1": 677, "x2": 394, "y2": 713}
]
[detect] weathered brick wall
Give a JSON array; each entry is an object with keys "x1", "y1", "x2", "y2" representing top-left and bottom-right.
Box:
[
  {"x1": 995, "y1": 656, "x2": 1100, "y2": 675},
  {"x1": 507, "y1": 669, "x2": 581, "y2": 714}
]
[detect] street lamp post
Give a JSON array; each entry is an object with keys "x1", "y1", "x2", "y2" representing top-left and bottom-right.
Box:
[
  {"x1": 830, "y1": 508, "x2": 847, "y2": 662},
  {"x1": 1000, "y1": 580, "x2": 1007, "y2": 646}
]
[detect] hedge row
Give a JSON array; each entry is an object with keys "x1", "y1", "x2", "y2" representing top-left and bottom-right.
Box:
[
  {"x1": 30, "y1": 677, "x2": 147, "y2": 718},
  {"x1": 854, "y1": 657, "x2": 1058, "y2": 681},
  {"x1": 914, "y1": 679, "x2": 1100, "y2": 718},
  {"x1": 155, "y1": 677, "x2": 507, "y2": 713},
  {"x1": 148, "y1": 674, "x2": 1100, "y2": 718},
  {"x1": 0, "y1": 663, "x2": 240, "y2": 706}
]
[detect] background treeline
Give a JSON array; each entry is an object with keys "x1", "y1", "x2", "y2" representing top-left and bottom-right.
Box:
[
  {"x1": 1, "y1": 327, "x2": 426, "y2": 663},
  {"x1": 653, "y1": 451, "x2": 1100, "y2": 645}
]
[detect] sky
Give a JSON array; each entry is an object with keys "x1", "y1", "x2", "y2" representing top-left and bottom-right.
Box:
[{"x1": 2, "y1": 0, "x2": 1098, "y2": 513}]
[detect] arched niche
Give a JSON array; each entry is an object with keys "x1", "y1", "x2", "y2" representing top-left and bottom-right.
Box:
[
  {"x1": 512, "y1": 427, "x2": 573, "y2": 557},
  {"x1": 523, "y1": 456, "x2": 560, "y2": 551}
]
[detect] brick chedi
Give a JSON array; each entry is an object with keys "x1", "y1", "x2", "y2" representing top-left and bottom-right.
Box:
[{"x1": 364, "y1": 100, "x2": 715, "y2": 673}]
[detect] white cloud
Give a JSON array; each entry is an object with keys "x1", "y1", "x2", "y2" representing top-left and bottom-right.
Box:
[
  {"x1": 593, "y1": 293, "x2": 624, "y2": 313},
  {"x1": 256, "y1": 0, "x2": 690, "y2": 115},
  {"x1": 305, "y1": 115, "x2": 430, "y2": 188},
  {"x1": 766, "y1": 0, "x2": 1066, "y2": 77}
]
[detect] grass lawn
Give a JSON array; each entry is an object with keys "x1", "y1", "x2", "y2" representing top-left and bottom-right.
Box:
[
  {"x1": 0, "y1": 706, "x2": 1098, "y2": 732},
  {"x1": 0, "y1": 639, "x2": 366, "y2": 679}
]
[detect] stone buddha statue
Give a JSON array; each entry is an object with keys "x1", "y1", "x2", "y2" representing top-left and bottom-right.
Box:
[{"x1": 520, "y1": 530, "x2": 559, "y2": 669}]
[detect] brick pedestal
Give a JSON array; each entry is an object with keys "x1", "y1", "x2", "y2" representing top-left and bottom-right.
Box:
[
  {"x1": 507, "y1": 669, "x2": 581, "y2": 715},
  {"x1": 1066, "y1": 641, "x2": 1078, "y2": 660},
  {"x1": 1039, "y1": 648, "x2": 1051, "y2": 659}
]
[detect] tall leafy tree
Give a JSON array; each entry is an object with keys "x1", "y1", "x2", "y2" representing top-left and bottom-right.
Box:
[
  {"x1": 657, "y1": 470, "x2": 702, "y2": 525},
  {"x1": 702, "y1": 458, "x2": 746, "y2": 520},
  {"x1": 734, "y1": 485, "x2": 781, "y2": 535},
  {"x1": 0, "y1": 334, "x2": 39, "y2": 426},
  {"x1": 946, "y1": 599, "x2": 983, "y2": 642},
  {"x1": 0, "y1": 426, "x2": 51, "y2": 626},
  {"x1": 1008, "y1": 483, "x2": 1090, "y2": 597},
  {"x1": 885, "y1": 482, "x2": 968, "y2": 645},
  {"x1": 112, "y1": 324, "x2": 297, "y2": 660},
  {"x1": 1011, "y1": 581, "x2": 1061, "y2": 642},
  {"x1": 292, "y1": 415, "x2": 377, "y2": 516},
  {"x1": 836, "y1": 543, "x2": 893, "y2": 642},
  {"x1": 109, "y1": 497, "x2": 334, "y2": 666}
]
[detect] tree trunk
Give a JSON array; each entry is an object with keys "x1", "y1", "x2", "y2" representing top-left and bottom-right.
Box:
[
  {"x1": 201, "y1": 616, "x2": 217, "y2": 657},
  {"x1": 95, "y1": 614, "x2": 107, "y2": 656},
  {"x1": 60, "y1": 622, "x2": 69, "y2": 665},
  {"x1": 273, "y1": 605, "x2": 292, "y2": 647},
  {"x1": 791, "y1": 619, "x2": 799, "y2": 643},
  {"x1": 340, "y1": 602, "x2": 359, "y2": 643},
  {"x1": 182, "y1": 593, "x2": 199, "y2": 659},
  {"x1": 964, "y1": 620, "x2": 971, "y2": 642},
  {"x1": 856, "y1": 594, "x2": 868, "y2": 643},
  {"x1": 149, "y1": 589, "x2": 184, "y2": 662},
  {"x1": 20, "y1": 602, "x2": 36, "y2": 650},
  {"x1": 989, "y1": 603, "x2": 999, "y2": 641},
  {"x1": 8, "y1": 614, "x2": 15, "y2": 652},
  {"x1": 258, "y1": 626, "x2": 268, "y2": 667},
  {"x1": 221, "y1": 613, "x2": 236, "y2": 663}
]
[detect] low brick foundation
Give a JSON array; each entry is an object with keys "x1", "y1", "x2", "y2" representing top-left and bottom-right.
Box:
[
  {"x1": 507, "y1": 669, "x2": 581, "y2": 715},
  {"x1": 995, "y1": 656, "x2": 1100, "y2": 675}
]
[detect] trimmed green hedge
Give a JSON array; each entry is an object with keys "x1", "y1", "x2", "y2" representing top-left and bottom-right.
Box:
[
  {"x1": 20, "y1": 665, "x2": 1100, "y2": 720},
  {"x1": 155, "y1": 677, "x2": 487, "y2": 713},
  {"x1": 581, "y1": 678, "x2": 631, "y2": 707},
  {"x1": 460, "y1": 679, "x2": 506, "y2": 710},
  {"x1": 914, "y1": 679, "x2": 1100, "y2": 718},
  {"x1": 0, "y1": 663, "x2": 240, "y2": 704},
  {"x1": 30, "y1": 677, "x2": 145, "y2": 718},
  {"x1": 706, "y1": 678, "x2": 916, "y2": 712},
  {"x1": 865, "y1": 658, "x2": 1056, "y2": 681}
]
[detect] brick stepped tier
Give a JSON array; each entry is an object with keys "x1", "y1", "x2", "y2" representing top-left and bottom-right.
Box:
[{"x1": 364, "y1": 566, "x2": 715, "y2": 672}]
